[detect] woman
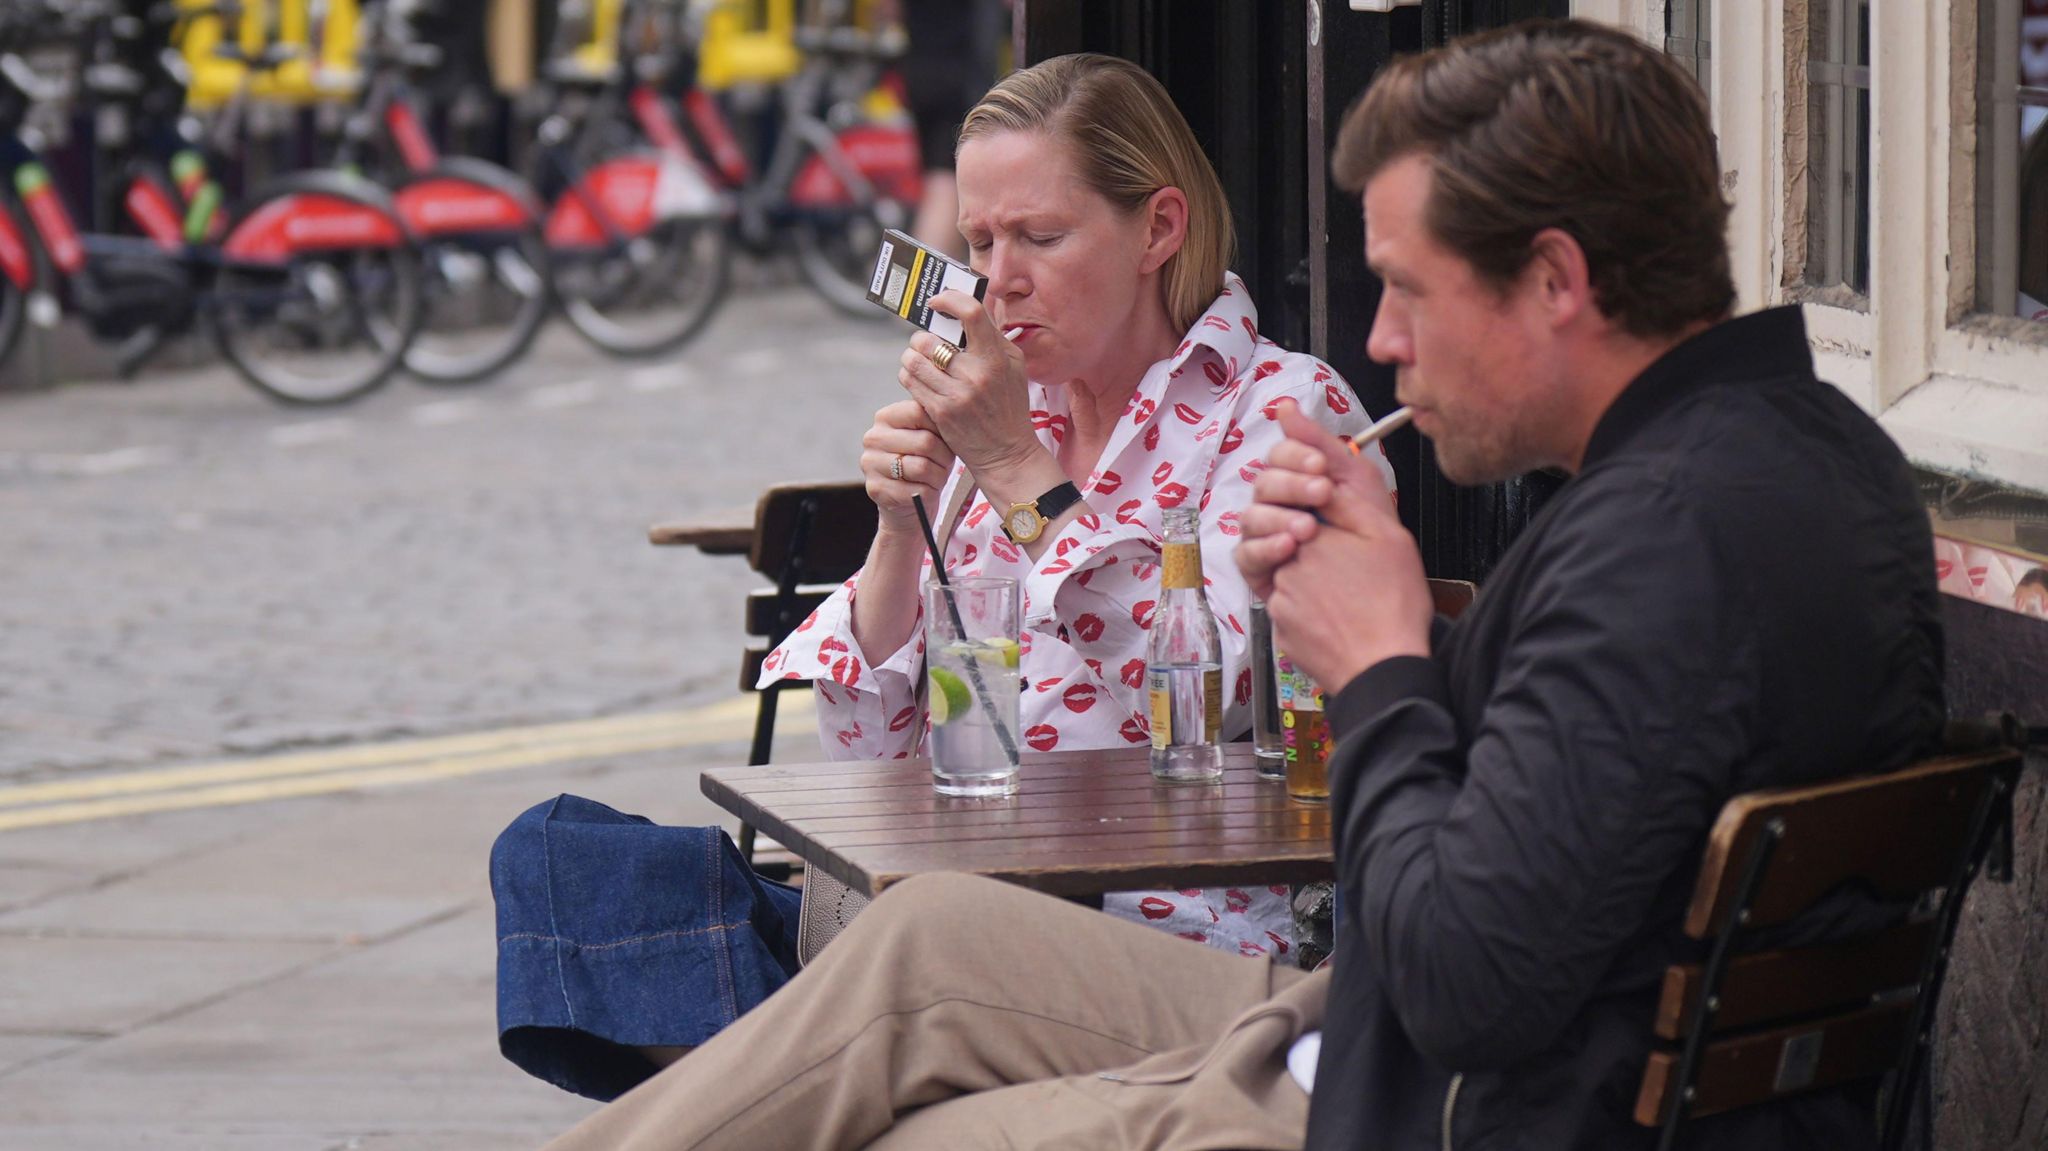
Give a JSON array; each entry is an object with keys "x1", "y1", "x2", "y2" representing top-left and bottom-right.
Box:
[{"x1": 492, "y1": 52, "x2": 1392, "y2": 1103}]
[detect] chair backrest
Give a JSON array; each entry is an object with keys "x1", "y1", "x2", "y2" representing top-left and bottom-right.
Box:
[
  {"x1": 1635, "y1": 742, "x2": 2022, "y2": 1148},
  {"x1": 1428, "y1": 577, "x2": 1478, "y2": 621},
  {"x1": 739, "y1": 482, "x2": 878, "y2": 693},
  {"x1": 749, "y1": 481, "x2": 877, "y2": 587}
]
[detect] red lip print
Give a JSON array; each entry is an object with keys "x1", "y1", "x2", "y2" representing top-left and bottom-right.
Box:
[
  {"x1": 1129, "y1": 398, "x2": 1157, "y2": 425},
  {"x1": 1239, "y1": 460, "x2": 1268, "y2": 484},
  {"x1": 1143, "y1": 424, "x2": 1161, "y2": 452},
  {"x1": 1203, "y1": 360, "x2": 1229, "y2": 391},
  {"x1": 1252, "y1": 359, "x2": 1283, "y2": 381},
  {"x1": 1153, "y1": 461, "x2": 1175, "y2": 485},
  {"x1": 889, "y1": 706, "x2": 917, "y2": 732},
  {"x1": 965, "y1": 501, "x2": 992, "y2": 527},
  {"x1": 1202, "y1": 316, "x2": 1231, "y2": 332},
  {"x1": 831, "y1": 655, "x2": 862, "y2": 687},
  {"x1": 1115, "y1": 500, "x2": 1145, "y2": 526},
  {"x1": 1120, "y1": 658, "x2": 1147, "y2": 688},
  {"x1": 1241, "y1": 315, "x2": 1258, "y2": 339},
  {"x1": 1325, "y1": 383, "x2": 1353, "y2": 414},
  {"x1": 1120, "y1": 714, "x2": 1151, "y2": 743},
  {"x1": 1025, "y1": 724, "x2": 1060, "y2": 752},
  {"x1": 1061, "y1": 682, "x2": 1098, "y2": 713},
  {"x1": 1155, "y1": 483, "x2": 1191, "y2": 508},
  {"x1": 1218, "y1": 512, "x2": 1241, "y2": 537},
  {"x1": 817, "y1": 636, "x2": 849, "y2": 662},
  {"x1": 1235, "y1": 667, "x2": 1252, "y2": 705},
  {"x1": 1093, "y1": 471, "x2": 1122, "y2": 495},
  {"x1": 989, "y1": 536, "x2": 1021, "y2": 564},
  {"x1": 1132, "y1": 600, "x2": 1156, "y2": 629},
  {"x1": 1173, "y1": 402, "x2": 1202, "y2": 424},
  {"x1": 1219, "y1": 423, "x2": 1244, "y2": 454},
  {"x1": 1139, "y1": 896, "x2": 1176, "y2": 919},
  {"x1": 1074, "y1": 613, "x2": 1106, "y2": 643}
]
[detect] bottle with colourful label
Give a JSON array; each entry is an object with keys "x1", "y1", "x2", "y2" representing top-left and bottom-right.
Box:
[{"x1": 1275, "y1": 652, "x2": 1330, "y2": 803}]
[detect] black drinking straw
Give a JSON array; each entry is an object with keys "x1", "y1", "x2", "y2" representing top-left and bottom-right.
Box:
[{"x1": 913, "y1": 494, "x2": 1020, "y2": 767}]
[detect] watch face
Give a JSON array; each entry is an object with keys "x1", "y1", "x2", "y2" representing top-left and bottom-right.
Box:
[{"x1": 1007, "y1": 509, "x2": 1039, "y2": 539}]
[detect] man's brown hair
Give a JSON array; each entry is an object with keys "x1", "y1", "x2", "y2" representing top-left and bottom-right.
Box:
[{"x1": 1331, "y1": 19, "x2": 1733, "y2": 338}]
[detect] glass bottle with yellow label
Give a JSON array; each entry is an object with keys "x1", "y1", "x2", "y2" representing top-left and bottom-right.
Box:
[{"x1": 1146, "y1": 508, "x2": 1225, "y2": 782}]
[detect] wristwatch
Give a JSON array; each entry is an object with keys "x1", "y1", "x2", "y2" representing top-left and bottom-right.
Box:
[{"x1": 1001, "y1": 481, "x2": 1084, "y2": 544}]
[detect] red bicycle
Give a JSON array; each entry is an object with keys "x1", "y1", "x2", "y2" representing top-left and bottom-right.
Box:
[{"x1": 0, "y1": 1, "x2": 422, "y2": 404}]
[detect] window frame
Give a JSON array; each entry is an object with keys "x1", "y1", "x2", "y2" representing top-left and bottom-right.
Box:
[{"x1": 1573, "y1": 0, "x2": 2048, "y2": 493}]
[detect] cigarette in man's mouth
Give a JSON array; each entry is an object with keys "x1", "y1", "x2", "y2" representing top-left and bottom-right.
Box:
[
  {"x1": 1004, "y1": 327, "x2": 1024, "y2": 341},
  {"x1": 1345, "y1": 406, "x2": 1414, "y2": 454}
]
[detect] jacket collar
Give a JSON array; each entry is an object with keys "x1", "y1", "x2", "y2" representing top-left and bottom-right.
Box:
[{"x1": 1582, "y1": 306, "x2": 1815, "y2": 469}]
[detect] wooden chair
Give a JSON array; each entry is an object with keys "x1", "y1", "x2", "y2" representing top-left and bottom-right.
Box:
[
  {"x1": 1634, "y1": 718, "x2": 2028, "y2": 1150},
  {"x1": 1428, "y1": 577, "x2": 1478, "y2": 621},
  {"x1": 650, "y1": 481, "x2": 877, "y2": 865}
]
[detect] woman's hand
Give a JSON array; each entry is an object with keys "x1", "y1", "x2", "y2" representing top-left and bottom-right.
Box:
[
  {"x1": 861, "y1": 400, "x2": 958, "y2": 534},
  {"x1": 899, "y1": 291, "x2": 1041, "y2": 483}
]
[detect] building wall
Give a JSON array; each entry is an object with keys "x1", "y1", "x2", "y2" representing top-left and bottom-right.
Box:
[{"x1": 1937, "y1": 597, "x2": 2048, "y2": 1150}]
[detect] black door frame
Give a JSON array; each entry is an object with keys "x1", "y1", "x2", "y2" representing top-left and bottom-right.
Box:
[{"x1": 1017, "y1": 0, "x2": 1568, "y2": 582}]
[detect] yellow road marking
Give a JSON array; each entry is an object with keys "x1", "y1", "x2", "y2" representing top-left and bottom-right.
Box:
[{"x1": 0, "y1": 695, "x2": 815, "y2": 832}]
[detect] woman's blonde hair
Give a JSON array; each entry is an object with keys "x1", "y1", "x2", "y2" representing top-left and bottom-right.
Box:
[{"x1": 958, "y1": 53, "x2": 1234, "y2": 333}]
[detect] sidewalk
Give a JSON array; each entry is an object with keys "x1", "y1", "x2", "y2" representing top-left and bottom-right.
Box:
[{"x1": 0, "y1": 697, "x2": 820, "y2": 1150}]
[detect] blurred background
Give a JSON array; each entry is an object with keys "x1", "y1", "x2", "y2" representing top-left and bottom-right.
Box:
[{"x1": 0, "y1": 3, "x2": 1011, "y2": 1147}]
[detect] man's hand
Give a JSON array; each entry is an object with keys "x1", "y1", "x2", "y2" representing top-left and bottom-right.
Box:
[{"x1": 1235, "y1": 401, "x2": 1433, "y2": 691}]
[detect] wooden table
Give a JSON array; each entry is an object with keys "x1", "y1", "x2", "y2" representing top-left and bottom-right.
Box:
[{"x1": 701, "y1": 745, "x2": 1333, "y2": 898}]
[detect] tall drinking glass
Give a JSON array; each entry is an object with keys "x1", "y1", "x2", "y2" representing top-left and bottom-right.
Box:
[
  {"x1": 1250, "y1": 600, "x2": 1285, "y2": 779},
  {"x1": 1276, "y1": 652, "x2": 1330, "y2": 803},
  {"x1": 925, "y1": 577, "x2": 1021, "y2": 796}
]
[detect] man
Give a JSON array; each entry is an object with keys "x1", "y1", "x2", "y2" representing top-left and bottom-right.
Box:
[{"x1": 535, "y1": 20, "x2": 1943, "y2": 1151}]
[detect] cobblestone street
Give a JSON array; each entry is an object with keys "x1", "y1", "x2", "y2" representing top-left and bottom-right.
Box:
[
  {"x1": 0, "y1": 286, "x2": 896, "y2": 779},
  {"x1": 0, "y1": 283, "x2": 900, "y2": 1148}
]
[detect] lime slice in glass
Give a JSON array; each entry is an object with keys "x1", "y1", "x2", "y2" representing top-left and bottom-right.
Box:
[
  {"x1": 978, "y1": 638, "x2": 1020, "y2": 669},
  {"x1": 929, "y1": 667, "x2": 972, "y2": 725}
]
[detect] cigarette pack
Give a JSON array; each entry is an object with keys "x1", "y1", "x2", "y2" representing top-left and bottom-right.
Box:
[{"x1": 866, "y1": 229, "x2": 987, "y2": 347}]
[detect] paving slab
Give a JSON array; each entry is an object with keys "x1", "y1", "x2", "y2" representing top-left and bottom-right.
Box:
[
  {"x1": 0, "y1": 1034, "x2": 86, "y2": 1077},
  {"x1": 0, "y1": 934, "x2": 333, "y2": 1035}
]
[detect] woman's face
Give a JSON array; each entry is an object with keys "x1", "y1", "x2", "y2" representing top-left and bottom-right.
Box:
[{"x1": 954, "y1": 131, "x2": 1167, "y2": 387}]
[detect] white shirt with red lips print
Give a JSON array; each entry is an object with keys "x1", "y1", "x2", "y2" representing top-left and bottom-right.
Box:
[{"x1": 762, "y1": 275, "x2": 1395, "y2": 957}]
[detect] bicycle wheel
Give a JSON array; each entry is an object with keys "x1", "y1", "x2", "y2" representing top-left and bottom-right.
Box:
[
  {"x1": 793, "y1": 196, "x2": 912, "y2": 318},
  {"x1": 390, "y1": 163, "x2": 555, "y2": 384},
  {"x1": 213, "y1": 183, "x2": 422, "y2": 406},
  {"x1": 402, "y1": 225, "x2": 552, "y2": 383},
  {"x1": 555, "y1": 216, "x2": 731, "y2": 358}
]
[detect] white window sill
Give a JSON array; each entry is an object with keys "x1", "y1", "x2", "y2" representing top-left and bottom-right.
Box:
[{"x1": 1879, "y1": 374, "x2": 2048, "y2": 494}]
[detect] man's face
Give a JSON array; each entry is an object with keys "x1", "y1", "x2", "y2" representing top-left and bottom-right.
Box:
[{"x1": 1362, "y1": 155, "x2": 1565, "y2": 483}]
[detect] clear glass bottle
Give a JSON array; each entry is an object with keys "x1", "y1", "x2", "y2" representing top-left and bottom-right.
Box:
[
  {"x1": 1147, "y1": 508, "x2": 1225, "y2": 782},
  {"x1": 1249, "y1": 600, "x2": 1286, "y2": 778}
]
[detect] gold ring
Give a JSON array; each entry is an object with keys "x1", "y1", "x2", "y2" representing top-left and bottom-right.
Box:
[{"x1": 927, "y1": 340, "x2": 959, "y2": 372}]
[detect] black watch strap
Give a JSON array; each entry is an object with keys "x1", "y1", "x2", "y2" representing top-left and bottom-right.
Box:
[{"x1": 1035, "y1": 481, "x2": 1084, "y2": 520}]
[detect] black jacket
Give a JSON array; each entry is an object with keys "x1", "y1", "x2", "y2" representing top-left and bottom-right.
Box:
[{"x1": 1305, "y1": 308, "x2": 1946, "y2": 1151}]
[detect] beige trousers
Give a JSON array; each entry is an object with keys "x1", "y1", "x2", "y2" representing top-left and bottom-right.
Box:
[{"x1": 540, "y1": 872, "x2": 1326, "y2": 1151}]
